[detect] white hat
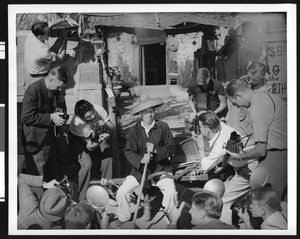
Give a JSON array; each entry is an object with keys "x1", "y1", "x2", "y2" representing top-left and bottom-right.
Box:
[
  {"x1": 131, "y1": 95, "x2": 164, "y2": 115},
  {"x1": 86, "y1": 185, "x2": 109, "y2": 209}
]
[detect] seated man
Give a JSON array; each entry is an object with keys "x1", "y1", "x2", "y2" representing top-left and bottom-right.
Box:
[
  {"x1": 18, "y1": 173, "x2": 71, "y2": 229},
  {"x1": 175, "y1": 178, "x2": 226, "y2": 229},
  {"x1": 64, "y1": 202, "x2": 110, "y2": 229},
  {"x1": 167, "y1": 191, "x2": 235, "y2": 229},
  {"x1": 189, "y1": 111, "x2": 239, "y2": 174},
  {"x1": 64, "y1": 203, "x2": 95, "y2": 229},
  {"x1": 68, "y1": 100, "x2": 114, "y2": 202},
  {"x1": 237, "y1": 186, "x2": 287, "y2": 230},
  {"x1": 114, "y1": 95, "x2": 177, "y2": 227}
]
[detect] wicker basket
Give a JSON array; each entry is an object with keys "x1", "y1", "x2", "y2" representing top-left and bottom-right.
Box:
[{"x1": 179, "y1": 138, "x2": 201, "y2": 164}]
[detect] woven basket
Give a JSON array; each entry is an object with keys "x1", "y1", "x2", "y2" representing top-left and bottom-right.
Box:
[{"x1": 179, "y1": 138, "x2": 201, "y2": 163}]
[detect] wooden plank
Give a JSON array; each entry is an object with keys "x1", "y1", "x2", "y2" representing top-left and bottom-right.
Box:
[{"x1": 180, "y1": 174, "x2": 208, "y2": 182}]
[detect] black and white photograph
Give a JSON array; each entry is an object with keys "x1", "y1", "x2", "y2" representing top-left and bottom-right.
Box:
[{"x1": 7, "y1": 3, "x2": 296, "y2": 236}]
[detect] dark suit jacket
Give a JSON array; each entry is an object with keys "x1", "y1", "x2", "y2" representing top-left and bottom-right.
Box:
[{"x1": 21, "y1": 78, "x2": 58, "y2": 153}]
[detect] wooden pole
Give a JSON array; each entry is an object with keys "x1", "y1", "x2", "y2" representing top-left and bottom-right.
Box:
[
  {"x1": 133, "y1": 154, "x2": 150, "y2": 224},
  {"x1": 96, "y1": 55, "x2": 106, "y2": 108},
  {"x1": 100, "y1": 29, "x2": 121, "y2": 178}
]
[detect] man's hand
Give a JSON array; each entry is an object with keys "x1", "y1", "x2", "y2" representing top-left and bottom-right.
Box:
[
  {"x1": 226, "y1": 150, "x2": 241, "y2": 160},
  {"x1": 99, "y1": 178, "x2": 108, "y2": 186},
  {"x1": 43, "y1": 179, "x2": 59, "y2": 189},
  {"x1": 51, "y1": 112, "x2": 66, "y2": 126},
  {"x1": 98, "y1": 133, "x2": 110, "y2": 143},
  {"x1": 141, "y1": 153, "x2": 151, "y2": 164},
  {"x1": 188, "y1": 113, "x2": 197, "y2": 123},
  {"x1": 146, "y1": 142, "x2": 155, "y2": 153},
  {"x1": 167, "y1": 202, "x2": 185, "y2": 225},
  {"x1": 189, "y1": 167, "x2": 202, "y2": 176},
  {"x1": 237, "y1": 207, "x2": 251, "y2": 224},
  {"x1": 188, "y1": 111, "x2": 204, "y2": 123},
  {"x1": 96, "y1": 119, "x2": 105, "y2": 126},
  {"x1": 100, "y1": 210, "x2": 110, "y2": 229}
]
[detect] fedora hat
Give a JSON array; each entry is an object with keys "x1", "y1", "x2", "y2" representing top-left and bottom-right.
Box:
[
  {"x1": 131, "y1": 95, "x2": 164, "y2": 115},
  {"x1": 39, "y1": 188, "x2": 70, "y2": 222}
]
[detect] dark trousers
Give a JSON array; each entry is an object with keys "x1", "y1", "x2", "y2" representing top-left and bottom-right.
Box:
[
  {"x1": 22, "y1": 131, "x2": 57, "y2": 181},
  {"x1": 90, "y1": 147, "x2": 113, "y2": 180}
]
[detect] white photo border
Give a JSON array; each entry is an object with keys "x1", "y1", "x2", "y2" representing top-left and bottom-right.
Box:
[{"x1": 8, "y1": 3, "x2": 297, "y2": 235}]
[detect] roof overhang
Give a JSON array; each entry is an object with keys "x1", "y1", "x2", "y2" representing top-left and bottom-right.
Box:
[{"x1": 86, "y1": 12, "x2": 234, "y2": 31}]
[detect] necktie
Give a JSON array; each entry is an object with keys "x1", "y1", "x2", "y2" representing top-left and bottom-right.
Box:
[{"x1": 49, "y1": 92, "x2": 55, "y2": 112}]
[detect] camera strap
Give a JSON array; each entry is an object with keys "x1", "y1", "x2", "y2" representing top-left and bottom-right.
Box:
[{"x1": 240, "y1": 134, "x2": 253, "y2": 148}]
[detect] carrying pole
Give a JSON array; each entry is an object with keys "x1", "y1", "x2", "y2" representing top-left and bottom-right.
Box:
[{"x1": 133, "y1": 153, "x2": 150, "y2": 224}]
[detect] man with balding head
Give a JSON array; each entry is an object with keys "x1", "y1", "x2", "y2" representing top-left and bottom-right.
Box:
[
  {"x1": 221, "y1": 78, "x2": 287, "y2": 224},
  {"x1": 21, "y1": 66, "x2": 67, "y2": 180}
]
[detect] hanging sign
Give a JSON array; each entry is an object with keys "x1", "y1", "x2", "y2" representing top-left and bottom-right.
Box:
[{"x1": 265, "y1": 29, "x2": 287, "y2": 101}]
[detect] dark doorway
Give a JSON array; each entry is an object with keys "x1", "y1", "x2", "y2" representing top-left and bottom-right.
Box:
[{"x1": 143, "y1": 43, "x2": 166, "y2": 85}]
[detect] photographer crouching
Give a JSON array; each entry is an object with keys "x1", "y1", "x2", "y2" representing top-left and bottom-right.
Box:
[
  {"x1": 68, "y1": 100, "x2": 114, "y2": 203},
  {"x1": 187, "y1": 111, "x2": 237, "y2": 178}
]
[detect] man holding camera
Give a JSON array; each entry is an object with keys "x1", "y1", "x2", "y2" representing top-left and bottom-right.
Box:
[
  {"x1": 220, "y1": 77, "x2": 287, "y2": 225},
  {"x1": 68, "y1": 100, "x2": 114, "y2": 203},
  {"x1": 21, "y1": 66, "x2": 67, "y2": 181},
  {"x1": 189, "y1": 111, "x2": 238, "y2": 175},
  {"x1": 187, "y1": 68, "x2": 227, "y2": 119},
  {"x1": 24, "y1": 20, "x2": 68, "y2": 90}
]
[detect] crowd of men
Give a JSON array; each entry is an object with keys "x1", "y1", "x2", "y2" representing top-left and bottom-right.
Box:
[{"x1": 17, "y1": 18, "x2": 288, "y2": 231}]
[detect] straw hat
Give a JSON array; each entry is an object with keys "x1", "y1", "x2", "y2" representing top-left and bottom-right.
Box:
[{"x1": 131, "y1": 95, "x2": 164, "y2": 115}]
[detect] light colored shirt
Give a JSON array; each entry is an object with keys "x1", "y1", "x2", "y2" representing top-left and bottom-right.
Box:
[
  {"x1": 261, "y1": 211, "x2": 287, "y2": 230},
  {"x1": 141, "y1": 120, "x2": 155, "y2": 137},
  {"x1": 248, "y1": 91, "x2": 287, "y2": 150},
  {"x1": 200, "y1": 122, "x2": 238, "y2": 171},
  {"x1": 24, "y1": 33, "x2": 58, "y2": 75},
  {"x1": 69, "y1": 104, "x2": 109, "y2": 137},
  {"x1": 226, "y1": 82, "x2": 278, "y2": 136}
]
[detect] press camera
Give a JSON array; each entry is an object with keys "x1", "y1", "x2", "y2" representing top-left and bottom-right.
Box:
[
  {"x1": 89, "y1": 124, "x2": 110, "y2": 143},
  {"x1": 189, "y1": 115, "x2": 201, "y2": 135},
  {"x1": 56, "y1": 107, "x2": 69, "y2": 121},
  {"x1": 50, "y1": 25, "x2": 79, "y2": 39}
]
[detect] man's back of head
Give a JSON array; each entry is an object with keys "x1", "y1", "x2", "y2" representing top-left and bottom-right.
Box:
[
  {"x1": 48, "y1": 66, "x2": 68, "y2": 84},
  {"x1": 225, "y1": 78, "x2": 251, "y2": 98},
  {"x1": 198, "y1": 111, "x2": 220, "y2": 133},
  {"x1": 191, "y1": 191, "x2": 223, "y2": 220},
  {"x1": 64, "y1": 203, "x2": 95, "y2": 229},
  {"x1": 31, "y1": 20, "x2": 49, "y2": 37}
]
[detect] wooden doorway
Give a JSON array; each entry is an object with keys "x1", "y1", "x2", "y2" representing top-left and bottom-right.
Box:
[{"x1": 142, "y1": 43, "x2": 166, "y2": 85}]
